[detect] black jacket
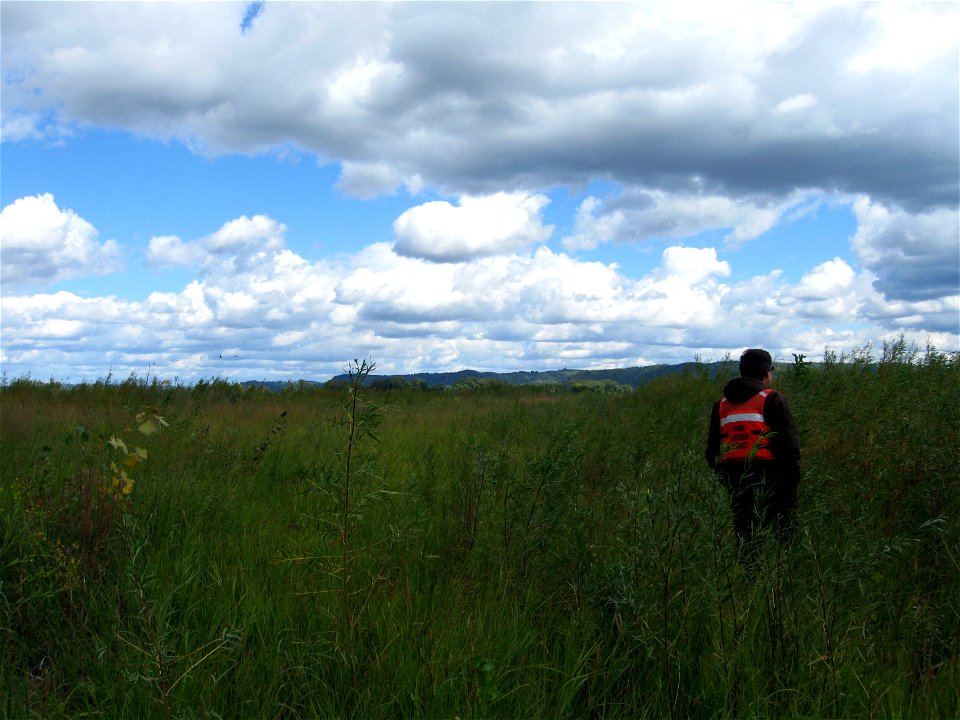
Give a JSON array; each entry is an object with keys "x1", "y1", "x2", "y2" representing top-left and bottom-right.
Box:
[{"x1": 705, "y1": 376, "x2": 801, "y2": 485}]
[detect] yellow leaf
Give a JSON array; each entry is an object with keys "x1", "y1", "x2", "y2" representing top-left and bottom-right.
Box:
[
  {"x1": 136, "y1": 407, "x2": 168, "y2": 434},
  {"x1": 135, "y1": 447, "x2": 148, "y2": 460},
  {"x1": 123, "y1": 453, "x2": 140, "y2": 470}
]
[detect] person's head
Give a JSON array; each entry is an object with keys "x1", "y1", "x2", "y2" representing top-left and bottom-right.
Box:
[{"x1": 739, "y1": 348, "x2": 773, "y2": 382}]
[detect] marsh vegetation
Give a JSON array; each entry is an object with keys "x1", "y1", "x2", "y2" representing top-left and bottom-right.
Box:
[{"x1": 2, "y1": 343, "x2": 958, "y2": 718}]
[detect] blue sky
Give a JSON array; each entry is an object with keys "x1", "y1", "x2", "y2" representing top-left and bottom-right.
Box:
[{"x1": 1, "y1": 2, "x2": 957, "y2": 382}]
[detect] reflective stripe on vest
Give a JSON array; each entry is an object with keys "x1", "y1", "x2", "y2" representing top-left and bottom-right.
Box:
[{"x1": 718, "y1": 389, "x2": 776, "y2": 463}]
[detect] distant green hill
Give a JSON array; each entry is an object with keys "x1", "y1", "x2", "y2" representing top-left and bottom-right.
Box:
[{"x1": 241, "y1": 360, "x2": 739, "y2": 391}]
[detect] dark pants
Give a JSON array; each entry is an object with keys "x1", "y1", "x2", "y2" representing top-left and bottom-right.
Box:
[{"x1": 718, "y1": 463, "x2": 797, "y2": 563}]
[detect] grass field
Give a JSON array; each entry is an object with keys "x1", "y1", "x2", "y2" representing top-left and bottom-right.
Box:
[{"x1": 2, "y1": 342, "x2": 958, "y2": 718}]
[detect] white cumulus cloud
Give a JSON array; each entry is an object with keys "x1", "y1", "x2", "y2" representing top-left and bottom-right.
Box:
[
  {"x1": 393, "y1": 192, "x2": 554, "y2": 262},
  {"x1": 335, "y1": 161, "x2": 424, "y2": 199},
  {"x1": 0, "y1": 194, "x2": 122, "y2": 289},
  {"x1": 147, "y1": 214, "x2": 287, "y2": 273},
  {"x1": 562, "y1": 189, "x2": 790, "y2": 251}
]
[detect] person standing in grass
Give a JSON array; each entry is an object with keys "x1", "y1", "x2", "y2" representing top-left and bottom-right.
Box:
[{"x1": 706, "y1": 348, "x2": 801, "y2": 563}]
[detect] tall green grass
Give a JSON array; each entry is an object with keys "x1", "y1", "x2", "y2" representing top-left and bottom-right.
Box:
[{"x1": 2, "y1": 345, "x2": 958, "y2": 718}]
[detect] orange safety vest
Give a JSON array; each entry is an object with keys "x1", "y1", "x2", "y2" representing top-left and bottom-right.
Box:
[{"x1": 718, "y1": 389, "x2": 776, "y2": 463}]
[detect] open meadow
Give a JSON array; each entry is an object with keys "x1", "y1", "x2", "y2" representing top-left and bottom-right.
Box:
[{"x1": 2, "y1": 344, "x2": 958, "y2": 719}]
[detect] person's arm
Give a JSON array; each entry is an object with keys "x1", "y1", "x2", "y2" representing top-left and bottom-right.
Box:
[{"x1": 765, "y1": 392, "x2": 801, "y2": 482}]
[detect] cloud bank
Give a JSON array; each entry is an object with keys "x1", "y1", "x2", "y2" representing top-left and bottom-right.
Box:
[
  {"x1": 2, "y1": 195, "x2": 956, "y2": 381},
  {"x1": 3, "y1": 3, "x2": 955, "y2": 207}
]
